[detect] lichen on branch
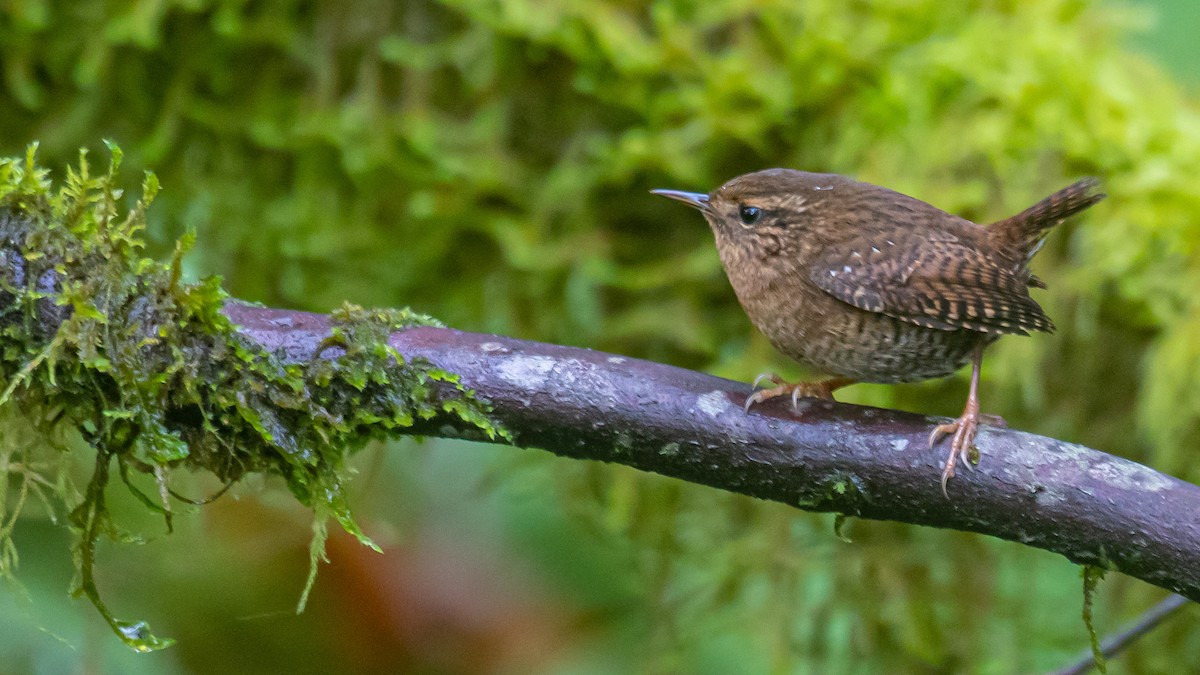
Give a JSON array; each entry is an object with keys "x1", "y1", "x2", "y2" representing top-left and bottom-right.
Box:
[{"x1": 0, "y1": 143, "x2": 506, "y2": 651}]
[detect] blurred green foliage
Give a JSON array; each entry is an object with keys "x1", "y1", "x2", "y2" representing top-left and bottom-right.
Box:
[
  {"x1": 1, "y1": 0, "x2": 1199, "y2": 672},
  {"x1": 1133, "y1": 0, "x2": 1200, "y2": 87}
]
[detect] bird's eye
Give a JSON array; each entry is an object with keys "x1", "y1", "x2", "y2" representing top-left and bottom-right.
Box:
[{"x1": 738, "y1": 205, "x2": 762, "y2": 225}]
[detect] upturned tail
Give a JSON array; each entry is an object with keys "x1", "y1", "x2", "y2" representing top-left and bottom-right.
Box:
[{"x1": 988, "y1": 178, "x2": 1106, "y2": 264}]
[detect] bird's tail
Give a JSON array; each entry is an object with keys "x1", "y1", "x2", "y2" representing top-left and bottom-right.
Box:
[{"x1": 988, "y1": 178, "x2": 1106, "y2": 264}]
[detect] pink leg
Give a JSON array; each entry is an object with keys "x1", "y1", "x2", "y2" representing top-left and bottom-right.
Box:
[{"x1": 929, "y1": 345, "x2": 984, "y2": 497}]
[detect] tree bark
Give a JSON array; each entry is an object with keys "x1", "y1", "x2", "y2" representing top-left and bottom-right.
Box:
[{"x1": 224, "y1": 302, "x2": 1200, "y2": 605}]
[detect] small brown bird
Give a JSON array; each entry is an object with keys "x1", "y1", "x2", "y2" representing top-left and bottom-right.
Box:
[{"x1": 653, "y1": 170, "x2": 1104, "y2": 494}]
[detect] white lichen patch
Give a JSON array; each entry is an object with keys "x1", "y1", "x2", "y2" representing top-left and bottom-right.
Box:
[
  {"x1": 1034, "y1": 485, "x2": 1069, "y2": 506},
  {"x1": 1046, "y1": 440, "x2": 1094, "y2": 464},
  {"x1": 994, "y1": 436, "x2": 1174, "y2": 494},
  {"x1": 890, "y1": 438, "x2": 909, "y2": 452},
  {"x1": 1088, "y1": 455, "x2": 1174, "y2": 493},
  {"x1": 495, "y1": 354, "x2": 557, "y2": 388},
  {"x1": 606, "y1": 356, "x2": 627, "y2": 364},
  {"x1": 696, "y1": 390, "x2": 733, "y2": 417},
  {"x1": 479, "y1": 341, "x2": 507, "y2": 354}
]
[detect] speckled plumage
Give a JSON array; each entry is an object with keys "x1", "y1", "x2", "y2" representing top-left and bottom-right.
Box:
[
  {"x1": 653, "y1": 169, "x2": 1104, "y2": 492},
  {"x1": 669, "y1": 170, "x2": 1101, "y2": 383}
]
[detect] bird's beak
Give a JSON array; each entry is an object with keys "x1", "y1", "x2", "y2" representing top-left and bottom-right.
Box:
[{"x1": 651, "y1": 189, "x2": 710, "y2": 212}]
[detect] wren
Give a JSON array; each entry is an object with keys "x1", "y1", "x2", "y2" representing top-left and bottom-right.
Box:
[{"x1": 653, "y1": 170, "x2": 1104, "y2": 495}]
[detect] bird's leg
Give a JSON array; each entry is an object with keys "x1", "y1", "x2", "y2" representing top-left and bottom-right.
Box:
[
  {"x1": 929, "y1": 344, "x2": 984, "y2": 497},
  {"x1": 744, "y1": 374, "x2": 856, "y2": 413}
]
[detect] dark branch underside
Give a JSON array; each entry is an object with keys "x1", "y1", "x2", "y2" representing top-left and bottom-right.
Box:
[{"x1": 224, "y1": 302, "x2": 1200, "y2": 604}]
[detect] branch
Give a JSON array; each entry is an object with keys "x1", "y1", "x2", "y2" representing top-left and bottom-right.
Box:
[{"x1": 224, "y1": 302, "x2": 1200, "y2": 604}]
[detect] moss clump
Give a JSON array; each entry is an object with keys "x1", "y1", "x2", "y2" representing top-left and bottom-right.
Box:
[{"x1": 0, "y1": 143, "x2": 505, "y2": 651}]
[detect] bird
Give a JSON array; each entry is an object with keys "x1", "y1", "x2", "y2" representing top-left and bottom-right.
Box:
[{"x1": 652, "y1": 170, "x2": 1104, "y2": 495}]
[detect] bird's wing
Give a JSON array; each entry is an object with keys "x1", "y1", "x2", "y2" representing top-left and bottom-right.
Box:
[{"x1": 808, "y1": 231, "x2": 1054, "y2": 335}]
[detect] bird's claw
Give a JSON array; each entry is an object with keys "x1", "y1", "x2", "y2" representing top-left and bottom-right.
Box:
[
  {"x1": 745, "y1": 373, "x2": 787, "y2": 412},
  {"x1": 743, "y1": 389, "x2": 765, "y2": 412},
  {"x1": 750, "y1": 372, "x2": 785, "y2": 390},
  {"x1": 929, "y1": 412, "x2": 980, "y2": 498},
  {"x1": 744, "y1": 375, "x2": 851, "y2": 413}
]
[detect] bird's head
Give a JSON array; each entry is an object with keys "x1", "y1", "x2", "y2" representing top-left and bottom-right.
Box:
[{"x1": 652, "y1": 169, "x2": 851, "y2": 263}]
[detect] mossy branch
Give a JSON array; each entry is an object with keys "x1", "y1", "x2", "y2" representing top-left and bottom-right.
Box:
[
  {"x1": 0, "y1": 145, "x2": 507, "y2": 650},
  {"x1": 1, "y1": 146, "x2": 1197, "y2": 652},
  {"x1": 227, "y1": 304, "x2": 1200, "y2": 606}
]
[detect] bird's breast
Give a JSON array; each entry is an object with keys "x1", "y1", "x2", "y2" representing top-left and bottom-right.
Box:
[{"x1": 723, "y1": 262, "x2": 985, "y2": 383}]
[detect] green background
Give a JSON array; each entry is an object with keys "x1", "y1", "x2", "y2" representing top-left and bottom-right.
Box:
[{"x1": 2, "y1": 0, "x2": 1199, "y2": 672}]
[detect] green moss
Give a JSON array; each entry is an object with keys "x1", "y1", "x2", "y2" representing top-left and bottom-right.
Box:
[
  {"x1": 0, "y1": 143, "x2": 506, "y2": 650},
  {"x1": 1082, "y1": 566, "x2": 1108, "y2": 673}
]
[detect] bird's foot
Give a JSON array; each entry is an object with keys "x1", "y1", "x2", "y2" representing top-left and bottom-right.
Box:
[
  {"x1": 930, "y1": 343, "x2": 988, "y2": 498},
  {"x1": 744, "y1": 374, "x2": 855, "y2": 413},
  {"x1": 929, "y1": 405, "x2": 982, "y2": 498}
]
